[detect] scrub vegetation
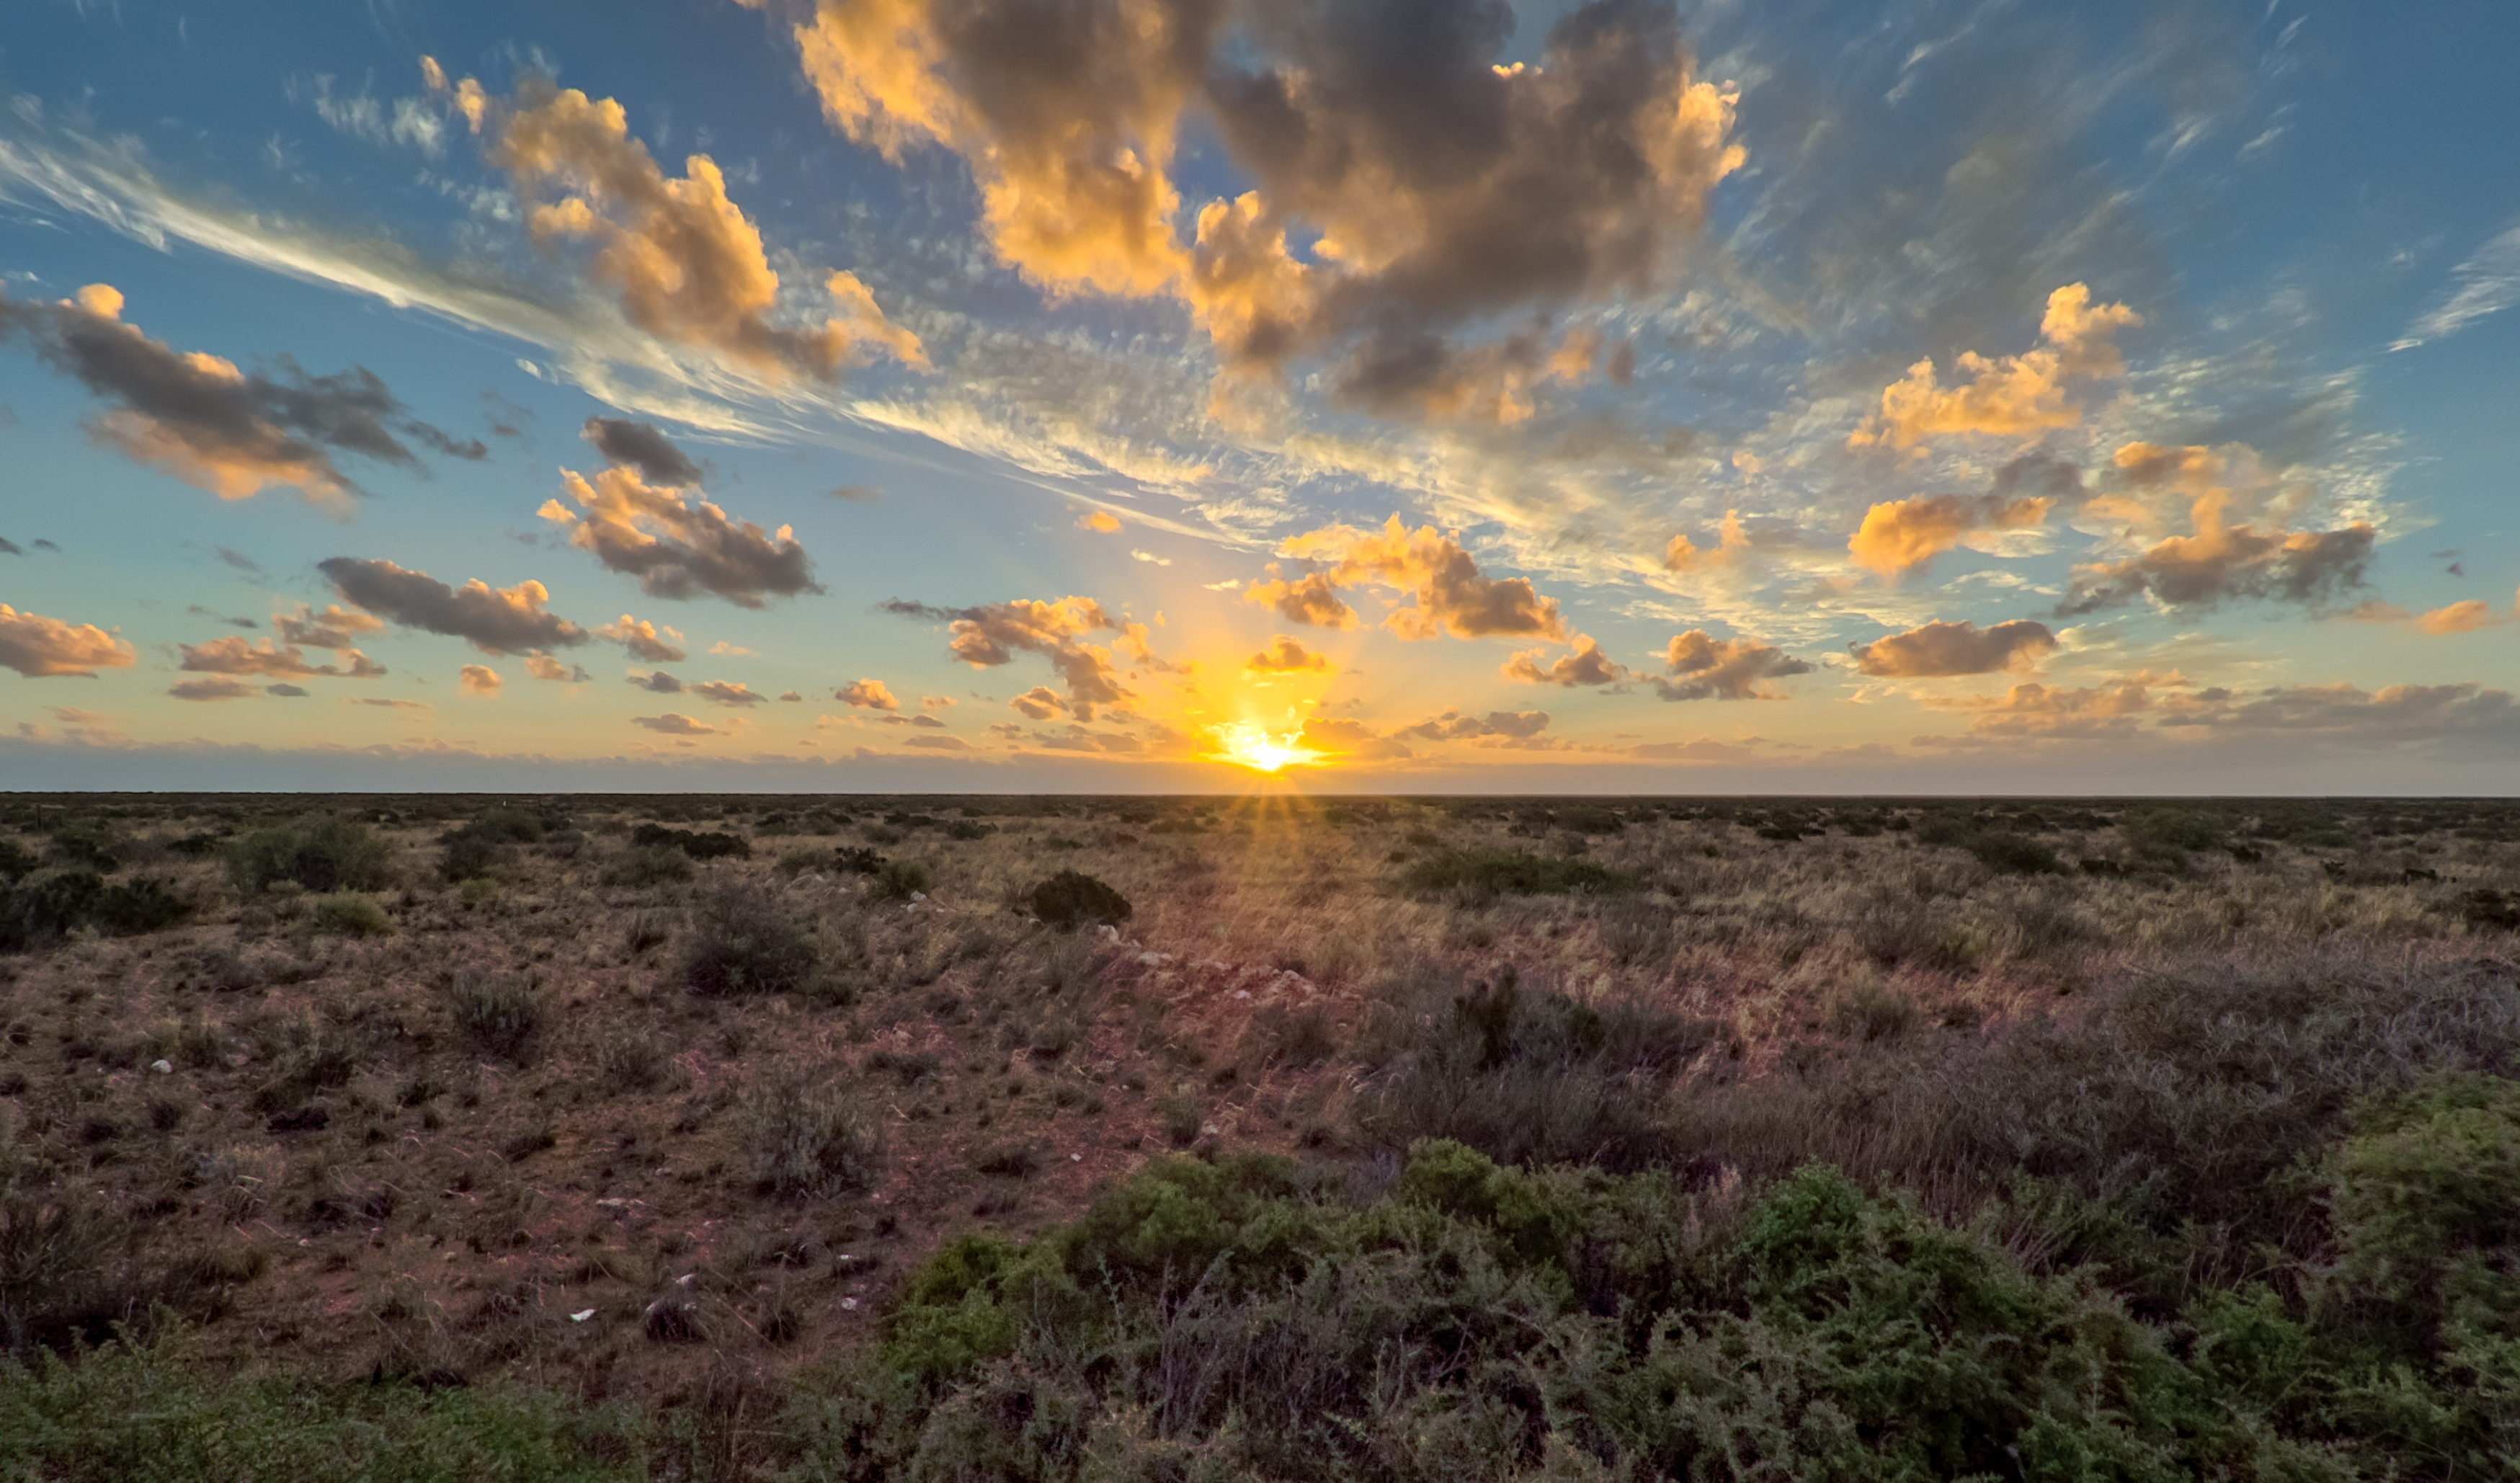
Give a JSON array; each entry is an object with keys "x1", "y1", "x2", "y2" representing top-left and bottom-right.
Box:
[{"x1": 1, "y1": 792, "x2": 2516, "y2": 1479}]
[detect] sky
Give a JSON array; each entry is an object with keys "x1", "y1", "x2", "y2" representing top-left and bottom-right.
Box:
[{"x1": 1, "y1": 0, "x2": 2515, "y2": 795}]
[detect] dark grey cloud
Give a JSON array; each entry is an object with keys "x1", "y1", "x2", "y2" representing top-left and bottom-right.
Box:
[
  {"x1": 2058, "y1": 525, "x2": 2374, "y2": 616},
  {"x1": 583, "y1": 417, "x2": 703, "y2": 486},
  {"x1": 630, "y1": 670, "x2": 685, "y2": 693},
  {"x1": 319, "y1": 557, "x2": 591, "y2": 655}
]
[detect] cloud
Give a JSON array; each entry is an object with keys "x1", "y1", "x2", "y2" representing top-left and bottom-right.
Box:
[
  {"x1": 1502, "y1": 633, "x2": 1624, "y2": 687},
  {"x1": 1850, "y1": 618, "x2": 2057, "y2": 677},
  {"x1": 835, "y1": 677, "x2": 900, "y2": 710},
  {"x1": 544, "y1": 424, "x2": 821, "y2": 606},
  {"x1": 2057, "y1": 443, "x2": 2373, "y2": 615},
  {"x1": 2395, "y1": 221, "x2": 2520, "y2": 350},
  {"x1": 1851, "y1": 284, "x2": 2141, "y2": 450},
  {"x1": 459, "y1": 664, "x2": 504, "y2": 695},
  {"x1": 905, "y1": 734, "x2": 971, "y2": 751},
  {"x1": 524, "y1": 653, "x2": 591, "y2": 682},
  {"x1": 1926, "y1": 677, "x2": 2165, "y2": 741},
  {"x1": 1629, "y1": 737, "x2": 1756, "y2": 762},
  {"x1": 1077, "y1": 509, "x2": 1121, "y2": 533},
  {"x1": 1245, "y1": 636, "x2": 1329, "y2": 674},
  {"x1": 1657, "y1": 631, "x2": 1809, "y2": 700},
  {"x1": 177, "y1": 635, "x2": 386, "y2": 680},
  {"x1": 2414, "y1": 600, "x2": 2502, "y2": 636},
  {"x1": 0, "y1": 540, "x2": 19, "y2": 557},
  {"x1": 693, "y1": 680, "x2": 767, "y2": 706},
  {"x1": 1295, "y1": 713, "x2": 1410, "y2": 762},
  {"x1": 1662, "y1": 510, "x2": 1752, "y2": 573},
  {"x1": 2155, "y1": 682, "x2": 2519, "y2": 744},
  {"x1": 827, "y1": 484, "x2": 880, "y2": 501},
  {"x1": 754, "y1": 0, "x2": 1738, "y2": 419},
  {"x1": 264, "y1": 684, "x2": 310, "y2": 698},
  {"x1": 215, "y1": 547, "x2": 262, "y2": 572},
  {"x1": 169, "y1": 677, "x2": 262, "y2": 702},
  {"x1": 1847, "y1": 455, "x2": 2075, "y2": 577},
  {"x1": 1129, "y1": 548, "x2": 1172, "y2": 566},
  {"x1": 595, "y1": 615, "x2": 687, "y2": 662},
  {"x1": 1398, "y1": 709, "x2": 1552, "y2": 742},
  {"x1": 0, "y1": 282, "x2": 481, "y2": 502},
  {"x1": 272, "y1": 603, "x2": 386, "y2": 650},
  {"x1": 350, "y1": 697, "x2": 432, "y2": 711},
  {"x1": 1273, "y1": 516, "x2": 1565, "y2": 641},
  {"x1": 1010, "y1": 685, "x2": 1064, "y2": 721},
  {"x1": 630, "y1": 670, "x2": 685, "y2": 692},
  {"x1": 0, "y1": 605, "x2": 138, "y2": 677},
  {"x1": 321, "y1": 557, "x2": 592, "y2": 654},
  {"x1": 883, "y1": 595, "x2": 1140, "y2": 719},
  {"x1": 922, "y1": 694, "x2": 956, "y2": 710},
  {"x1": 582, "y1": 416, "x2": 704, "y2": 485},
  {"x1": 429, "y1": 68, "x2": 925, "y2": 380},
  {"x1": 1243, "y1": 571, "x2": 1357, "y2": 629},
  {"x1": 632, "y1": 712, "x2": 718, "y2": 735}
]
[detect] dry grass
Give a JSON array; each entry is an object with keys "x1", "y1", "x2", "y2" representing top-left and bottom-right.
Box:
[{"x1": 0, "y1": 791, "x2": 2511, "y2": 1420}]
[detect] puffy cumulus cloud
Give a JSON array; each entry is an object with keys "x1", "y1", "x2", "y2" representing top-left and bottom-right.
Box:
[
  {"x1": 0, "y1": 284, "x2": 481, "y2": 504},
  {"x1": 1657, "y1": 631, "x2": 1809, "y2": 701},
  {"x1": 1924, "y1": 676, "x2": 2165, "y2": 742},
  {"x1": 1273, "y1": 516, "x2": 1564, "y2": 641},
  {"x1": 1398, "y1": 708, "x2": 1551, "y2": 742},
  {"x1": 582, "y1": 417, "x2": 703, "y2": 486},
  {"x1": 632, "y1": 712, "x2": 718, "y2": 735},
  {"x1": 320, "y1": 558, "x2": 592, "y2": 655},
  {"x1": 834, "y1": 677, "x2": 899, "y2": 710},
  {"x1": 693, "y1": 680, "x2": 767, "y2": 707},
  {"x1": 594, "y1": 615, "x2": 687, "y2": 662},
  {"x1": 752, "y1": 0, "x2": 1737, "y2": 419},
  {"x1": 630, "y1": 670, "x2": 685, "y2": 693},
  {"x1": 1662, "y1": 510, "x2": 1751, "y2": 574},
  {"x1": 271, "y1": 603, "x2": 386, "y2": 651},
  {"x1": 1076, "y1": 509, "x2": 1123, "y2": 533},
  {"x1": 458, "y1": 664, "x2": 504, "y2": 695},
  {"x1": 545, "y1": 421, "x2": 821, "y2": 607},
  {"x1": 882, "y1": 595, "x2": 1147, "y2": 719},
  {"x1": 168, "y1": 677, "x2": 262, "y2": 702},
  {"x1": 177, "y1": 636, "x2": 386, "y2": 680},
  {"x1": 428, "y1": 68, "x2": 924, "y2": 380},
  {"x1": 1332, "y1": 326, "x2": 1611, "y2": 427},
  {"x1": 0, "y1": 605, "x2": 138, "y2": 677},
  {"x1": 523, "y1": 653, "x2": 591, "y2": 682},
  {"x1": 1295, "y1": 713, "x2": 1410, "y2": 762},
  {"x1": 1243, "y1": 571, "x2": 1357, "y2": 630},
  {"x1": 1846, "y1": 456, "x2": 2075, "y2": 577},
  {"x1": 922, "y1": 694, "x2": 957, "y2": 710},
  {"x1": 2058, "y1": 442, "x2": 2373, "y2": 616},
  {"x1": 1851, "y1": 284, "x2": 2142, "y2": 450},
  {"x1": 1245, "y1": 636, "x2": 1329, "y2": 673},
  {"x1": 1010, "y1": 685, "x2": 1066, "y2": 721},
  {"x1": 1849, "y1": 619, "x2": 2057, "y2": 678},
  {"x1": 1502, "y1": 633, "x2": 1625, "y2": 687},
  {"x1": 2414, "y1": 600, "x2": 2504, "y2": 636}
]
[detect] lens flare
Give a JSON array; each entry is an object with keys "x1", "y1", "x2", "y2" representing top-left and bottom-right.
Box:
[{"x1": 1209, "y1": 721, "x2": 1325, "y2": 773}]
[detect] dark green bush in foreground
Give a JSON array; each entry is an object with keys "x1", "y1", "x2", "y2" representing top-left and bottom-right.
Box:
[
  {"x1": 227, "y1": 816, "x2": 396, "y2": 895},
  {"x1": 1405, "y1": 849, "x2": 1640, "y2": 896},
  {"x1": 1025, "y1": 869, "x2": 1131, "y2": 930}
]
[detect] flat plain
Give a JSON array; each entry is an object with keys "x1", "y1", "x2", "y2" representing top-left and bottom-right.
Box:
[{"x1": 2, "y1": 793, "x2": 2516, "y2": 1480}]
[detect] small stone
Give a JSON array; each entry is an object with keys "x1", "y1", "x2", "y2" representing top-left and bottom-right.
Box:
[
  {"x1": 570, "y1": 1308, "x2": 596, "y2": 1322},
  {"x1": 150, "y1": 1059, "x2": 174, "y2": 1074}
]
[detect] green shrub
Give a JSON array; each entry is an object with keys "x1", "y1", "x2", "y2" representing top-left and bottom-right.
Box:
[
  {"x1": 1024, "y1": 869, "x2": 1130, "y2": 930},
  {"x1": 1825, "y1": 979, "x2": 1918, "y2": 1041},
  {"x1": 441, "y1": 971, "x2": 543, "y2": 1062},
  {"x1": 1963, "y1": 827, "x2": 2063, "y2": 874},
  {"x1": 871, "y1": 860, "x2": 930, "y2": 902},
  {"x1": 594, "y1": 1036, "x2": 669, "y2": 1095},
  {"x1": 0, "y1": 872, "x2": 104, "y2": 950},
  {"x1": 45, "y1": 819, "x2": 119, "y2": 875},
  {"x1": 628, "y1": 823, "x2": 749, "y2": 860},
  {"x1": 309, "y1": 894, "x2": 393, "y2": 938},
  {"x1": 600, "y1": 845, "x2": 695, "y2": 888},
  {"x1": 682, "y1": 883, "x2": 818, "y2": 997},
  {"x1": 1404, "y1": 849, "x2": 1640, "y2": 896},
  {"x1": 0, "y1": 840, "x2": 37, "y2": 883},
  {"x1": 227, "y1": 816, "x2": 395, "y2": 895},
  {"x1": 747, "y1": 1078, "x2": 883, "y2": 1198},
  {"x1": 93, "y1": 878, "x2": 192, "y2": 935}
]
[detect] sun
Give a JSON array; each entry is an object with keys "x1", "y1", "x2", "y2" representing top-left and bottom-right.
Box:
[{"x1": 1208, "y1": 721, "x2": 1326, "y2": 774}]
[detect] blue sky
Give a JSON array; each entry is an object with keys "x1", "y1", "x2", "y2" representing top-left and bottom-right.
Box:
[{"x1": 1, "y1": 0, "x2": 2514, "y2": 793}]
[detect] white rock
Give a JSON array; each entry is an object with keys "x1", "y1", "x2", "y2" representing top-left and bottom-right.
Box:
[
  {"x1": 570, "y1": 1308, "x2": 596, "y2": 1322},
  {"x1": 150, "y1": 1059, "x2": 174, "y2": 1074},
  {"x1": 910, "y1": 891, "x2": 927, "y2": 902}
]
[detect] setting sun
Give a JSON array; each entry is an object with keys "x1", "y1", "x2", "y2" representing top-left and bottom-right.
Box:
[{"x1": 1208, "y1": 721, "x2": 1326, "y2": 774}]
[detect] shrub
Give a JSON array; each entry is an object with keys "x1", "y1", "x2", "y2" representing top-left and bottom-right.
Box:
[
  {"x1": 628, "y1": 823, "x2": 750, "y2": 860},
  {"x1": 436, "y1": 829, "x2": 509, "y2": 884},
  {"x1": 0, "y1": 872, "x2": 104, "y2": 950},
  {"x1": 601, "y1": 845, "x2": 695, "y2": 888},
  {"x1": 872, "y1": 860, "x2": 931, "y2": 903},
  {"x1": 1962, "y1": 828, "x2": 2063, "y2": 875},
  {"x1": 0, "y1": 840, "x2": 37, "y2": 883},
  {"x1": 0, "y1": 1185, "x2": 117, "y2": 1358},
  {"x1": 1825, "y1": 979, "x2": 1918, "y2": 1042},
  {"x1": 1025, "y1": 869, "x2": 1131, "y2": 930},
  {"x1": 1404, "y1": 849, "x2": 1641, "y2": 896},
  {"x1": 441, "y1": 971, "x2": 544, "y2": 1062},
  {"x1": 747, "y1": 1079, "x2": 883, "y2": 1198},
  {"x1": 682, "y1": 883, "x2": 819, "y2": 997},
  {"x1": 595, "y1": 1036, "x2": 669, "y2": 1095},
  {"x1": 92, "y1": 878, "x2": 192, "y2": 935},
  {"x1": 45, "y1": 819, "x2": 119, "y2": 874},
  {"x1": 308, "y1": 894, "x2": 393, "y2": 938},
  {"x1": 226, "y1": 816, "x2": 395, "y2": 895}
]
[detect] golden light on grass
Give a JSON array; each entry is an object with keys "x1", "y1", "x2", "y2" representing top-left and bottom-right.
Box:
[{"x1": 1208, "y1": 721, "x2": 1325, "y2": 774}]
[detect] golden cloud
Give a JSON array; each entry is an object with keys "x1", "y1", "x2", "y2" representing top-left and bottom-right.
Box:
[
  {"x1": 631, "y1": 712, "x2": 718, "y2": 735},
  {"x1": 1245, "y1": 636, "x2": 1329, "y2": 674},
  {"x1": 429, "y1": 68, "x2": 924, "y2": 379},
  {"x1": 1849, "y1": 619, "x2": 2057, "y2": 677},
  {"x1": 2059, "y1": 442, "x2": 2373, "y2": 615},
  {"x1": 834, "y1": 677, "x2": 899, "y2": 710},
  {"x1": 178, "y1": 635, "x2": 386, "y2": 680},
  {"x1": 321, "y1": 558, "x2": 591, "y2": 655},
  {"x1": 1502, "y1": 634, "x2": 1625, "y2": 687},
  {"x1": 1846, "y1": 460, "x2": 2070, "y2": 577},
  {"x1": 458, "y1": 664, "x2": 503, "y2": 695},
  {"x1": 1275, "y1": 516, "x2": 1565, "y2": 641},
  {"x1": 0, "y1": 605, "x2": 137, "y2": 678},
  {"x1": 883, "y1": 595, "x2": 1140, "y2": 720},
  {"x1": 594, "y1": 615, "x2": 687, "y2": 662},
  {"x1": 1851, "y1": 284, "x2": 2140, "y2": 450},
  {"x1": 547, "y1": 424, "x2": 819, "y2": 607},
  {"x1": 2414, "y1": 600, "x2": 2500, "y2": 636},
  {"x1": 693, "y1": 680, "x2": 767, "y2": 707},
  {"x1": 1657, "y1": 631, "x2": 1809, "y2": 701}
]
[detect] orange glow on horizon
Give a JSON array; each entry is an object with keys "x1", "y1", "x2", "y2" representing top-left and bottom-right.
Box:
[{"x1": 1207, "y1": 720, "x2": 1326, "y2": 774}]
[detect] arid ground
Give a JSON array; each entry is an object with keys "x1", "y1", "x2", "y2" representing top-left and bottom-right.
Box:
[{"x1": 3, "y1": 793, "x2": 2516, "y2": 1480}]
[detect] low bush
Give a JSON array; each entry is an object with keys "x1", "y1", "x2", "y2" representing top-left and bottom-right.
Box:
[
  {"x1": 747, "y1": 1078, "x2": 883, "y2": 1198},
  {"x1": 1024, "y1": 869, "x2": 1130, "y2": 930},
  {"x1": 628, "y1": 824, "x2": 749, "y2": 860},
  {"x1": 308, "y1": 893, "x2": 393, "y2": 938},
  {"x1": 601, "y1": 846, "x2": 696, "y2": 888},
  {"x1": 441, "y1": 971, "x2": 544, "y2": 1062},
  {"x1": 682, "y1": 883, "x2": 818, "y2": 997},
  {"x1": 45, "y1": 820, "x2": 119, "y2": 875},
  {"x1": 1962, "y1": 827, "x2": 2063, "y2": 874},
  {"x1": 871, "y1": 860, "x2": 930, "y2": 903},
  {"x1": 0, "y1": 840, "x2": 37, "y2": 883},
  {"x1": 0, "y1": 872, "x2": 104, "y2": 950},
  {"x1": 1404, "y1": 849, "x2": 1641, "y2": 896},
  {"x1": 227, "y1": 816, "x2": 396, "y2": 895}
]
